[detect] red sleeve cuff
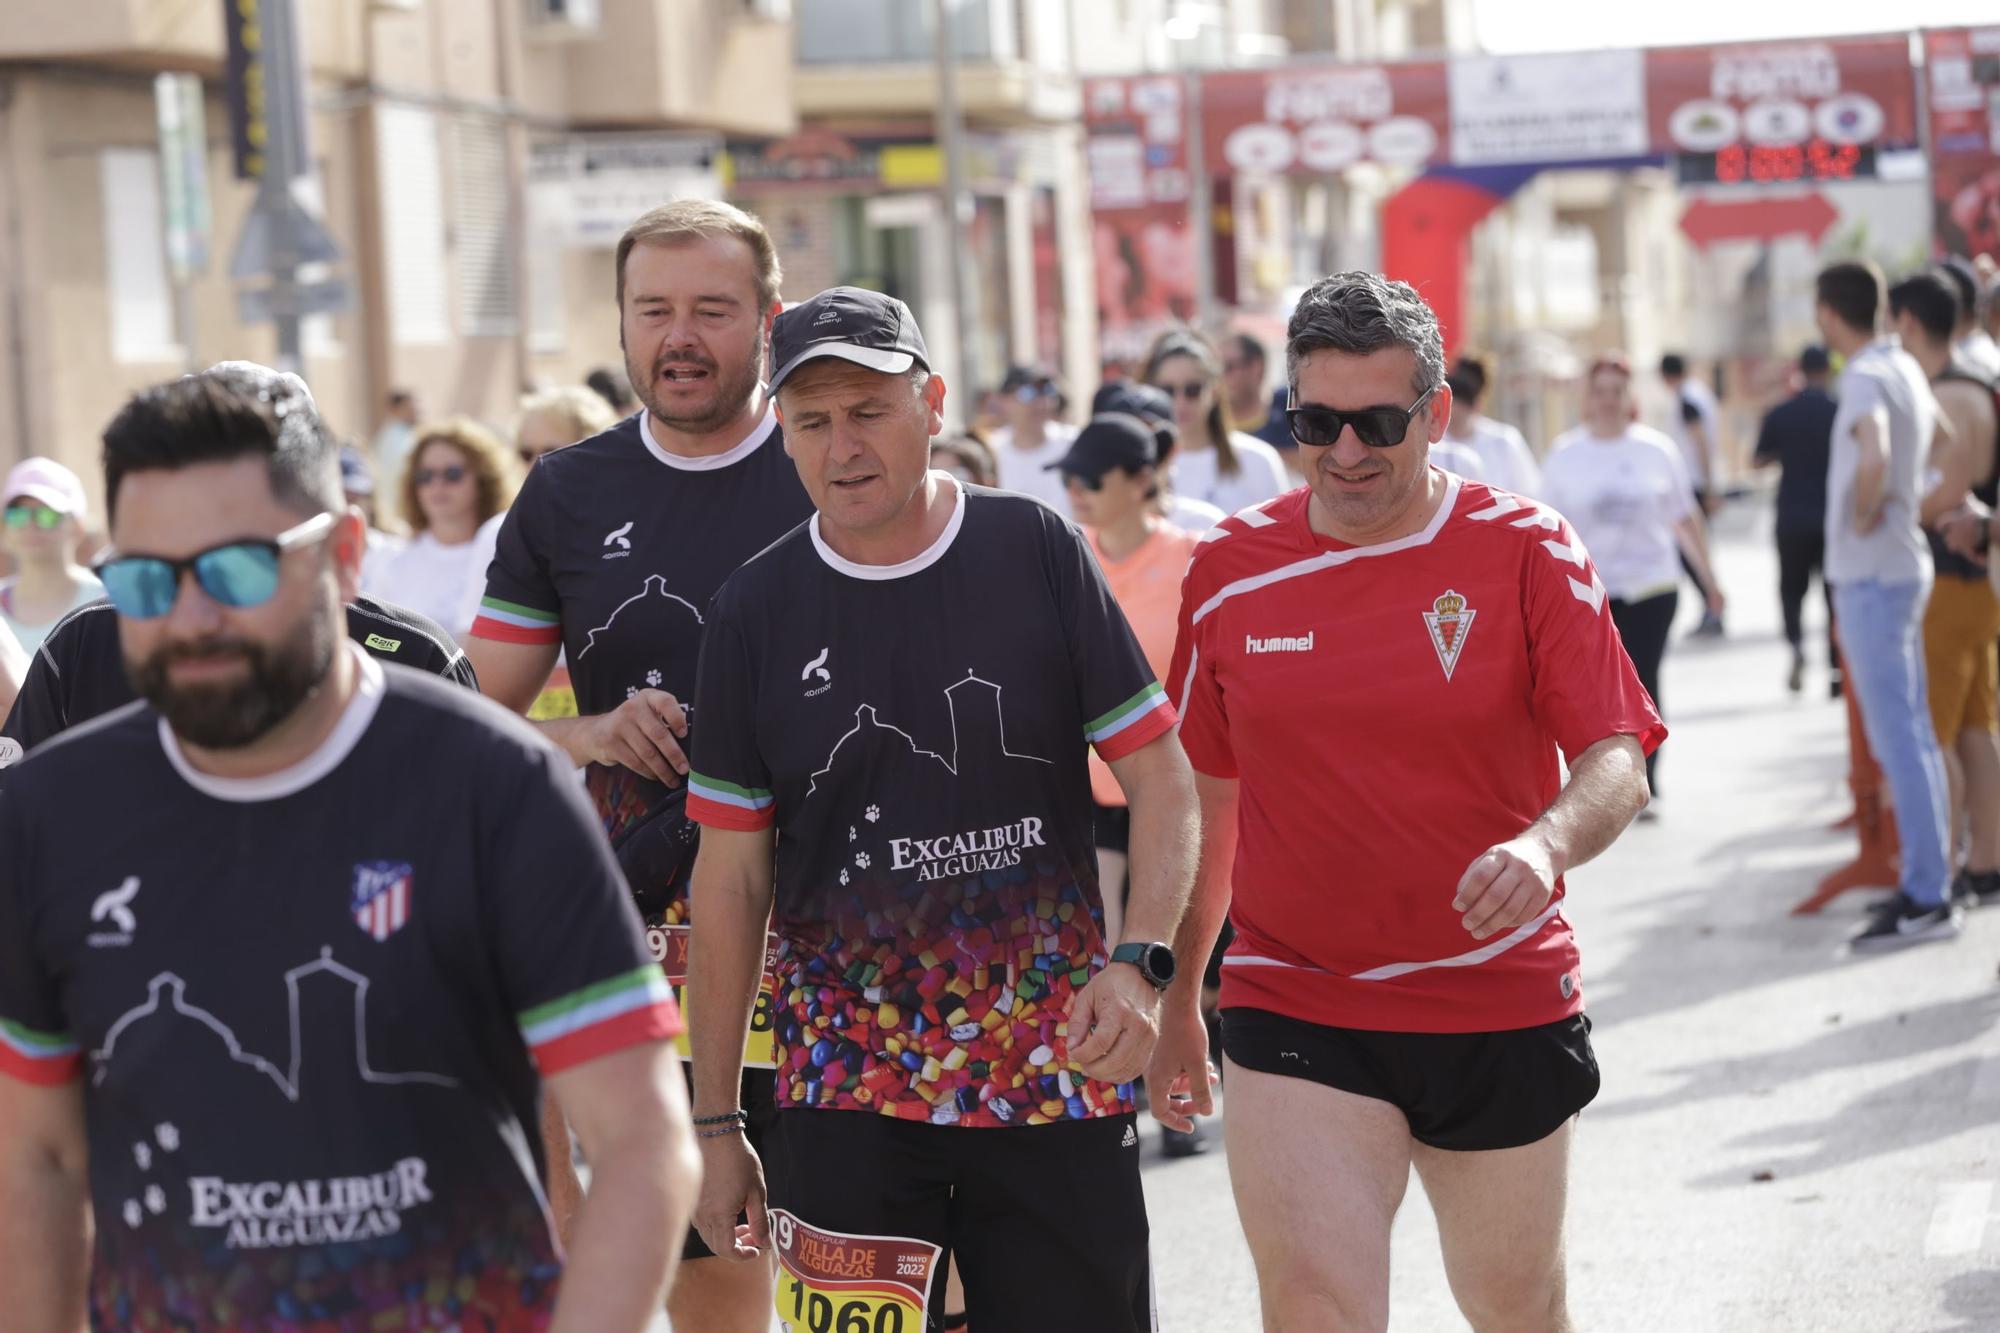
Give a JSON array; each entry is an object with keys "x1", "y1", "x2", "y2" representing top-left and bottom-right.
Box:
[
  {"x1": 1092, "y1": 701, "x2": 1179, "y2": 764},
  {"x1": 469, "y1": 617, "x2": 562, "y2": 646},
  {"x1": 687, "y1": 795, "x2": 777, "y2": 833},
  {"x1": 533, "y1": 1001, "x2": 683, "y2": 1077}
]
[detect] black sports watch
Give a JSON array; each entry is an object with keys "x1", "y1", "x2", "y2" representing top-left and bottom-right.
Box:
[{"x1": 1108, "y1": 941, "x2": 1177, "y2": 990}]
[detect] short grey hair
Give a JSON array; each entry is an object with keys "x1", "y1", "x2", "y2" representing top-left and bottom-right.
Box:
[{"x1": 1285, "y1": 272, "x2": 1445, "y2": 398}]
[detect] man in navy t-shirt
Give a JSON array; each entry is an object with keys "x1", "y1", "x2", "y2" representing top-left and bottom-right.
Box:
[
  {"x1": 466, "y1": 197, "x2": 813, "y2": 1331},
  {"x1": 683, "y1": 288, "x2": 1199, "y2": 1332},
  {"x1": 0, "y1": 365, "x2": 696, "y2": 1331}
]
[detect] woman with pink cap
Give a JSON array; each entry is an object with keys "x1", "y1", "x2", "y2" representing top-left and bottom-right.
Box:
[{"x1": 0, "y1": 456, "x2": 103, "y2": 655}]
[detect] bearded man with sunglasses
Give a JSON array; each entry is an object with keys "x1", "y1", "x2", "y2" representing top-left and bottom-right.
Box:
[
  {"x1": 0, "y1": 367, "x2": 698, "y2": 1331},
  {"x1": 1151, "y1": 271, "x2": 1661, "y2": 1332}
]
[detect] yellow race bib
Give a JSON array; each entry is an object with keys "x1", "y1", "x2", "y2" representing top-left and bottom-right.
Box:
[
  {"x1": 771, "y1": 1209, "x2": 941, "y2": 1333},
  {"x1": 647, "y1": 924, "x2": 779, "y2": 1070}
]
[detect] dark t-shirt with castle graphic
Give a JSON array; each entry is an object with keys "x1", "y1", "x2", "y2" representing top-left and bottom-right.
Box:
[
  {"x1": 470, "y1": 407, "x2": 814, "y2": 887},
  {"x1": 0, "y1": 652, "x2": 679, "y2": 1328},
  {"x1": 687, "y1": 480, "x2": 1177, "y2": 1127}
]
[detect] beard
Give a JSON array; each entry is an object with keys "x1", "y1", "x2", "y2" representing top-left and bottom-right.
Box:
[
  {"x1": 129, "y1": 611, "x2": 337, "y2": 750},
  {"x1": 625, "y1": 338, "x2": 764, "y2": 435}
]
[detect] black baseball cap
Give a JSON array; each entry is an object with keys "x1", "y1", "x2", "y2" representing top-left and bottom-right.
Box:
[
  {"x1": 1044, "y1": 413, "x2": 1160, "y2": 480},
  {"x1": 770, "y1": 286, "x2": 929, "y2": 393},
  {"x1": 1092, "y1": 381, "x2": 1173, "y2": 426}
]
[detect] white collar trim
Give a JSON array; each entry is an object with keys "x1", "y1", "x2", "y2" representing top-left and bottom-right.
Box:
[
  {"x1": 159, "y1": 644, "x2": 385, "y2": 803},
  {"x1": 638, "y1": 399, "x2": 778, "y2": 472},
  {"x1": 809, "y1": 472, "x2": 965, "y2": 581}
]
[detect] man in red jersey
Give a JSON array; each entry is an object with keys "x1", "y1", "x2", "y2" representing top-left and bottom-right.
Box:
[{"x1": 1148, "y1": 271, "x2": 1660, "y2": 1332}]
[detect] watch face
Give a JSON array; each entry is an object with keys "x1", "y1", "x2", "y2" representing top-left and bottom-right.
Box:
[{"x1": 1144, "y1": 944, "x2": 1177, "y2": 986}]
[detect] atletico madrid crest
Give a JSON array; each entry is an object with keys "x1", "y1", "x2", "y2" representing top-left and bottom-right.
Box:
[
  {"x1": 351, "y1": 861, "x2": 413, "y2": 942},
  {"x1": 1423, "y1": 589, "x2": 1475, "y2": 680}
]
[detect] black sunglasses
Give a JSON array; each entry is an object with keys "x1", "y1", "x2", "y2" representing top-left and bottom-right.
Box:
[
  {"x1": 1154, "y1": 381, "x2": 1207, "y2": 402},
  {"x1": 1061, "y1": 470, "x2": 1106, "y2": 492},
  {"x1": 1285, "y1": 384, "x2": 1440, "y2": 449},
  {"x1": 414, "y1": 464, "x2": 468, "y2": 486}
]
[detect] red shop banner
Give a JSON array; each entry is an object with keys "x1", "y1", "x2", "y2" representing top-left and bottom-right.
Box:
[
  {"x1": 1083, "y1": 75, "x2": 1197, "y2": 348},
  {"x1": 1083, "y1": 75, "x2": 1191, "y2": 209},
  {"x1": 1645, "y1": 36, "x2": 1919, "y2": 182},
  {"x1": 1925, "y1": 27, "x2": 2000, "y2": 260},
  {"x1": 1199, "y1": 61, "x2": 1450, "y2": 176}
]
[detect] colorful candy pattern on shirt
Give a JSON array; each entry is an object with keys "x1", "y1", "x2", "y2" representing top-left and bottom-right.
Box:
[
  {"x1": 689, "y1": 489, "x2": 1180, "y2": 1130},
  {"x1": 89, "y1": 1191, "x2": 558, "y2": 1332},
  {"x1": 773, "y1": 818, "x2": 1134, "y2": 1127}
]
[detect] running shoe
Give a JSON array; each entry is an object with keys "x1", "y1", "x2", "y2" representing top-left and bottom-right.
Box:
[
  {"x1": 1161, "y1": 1123, "x2": 1210, "y2": 1159},
  {"x1": 1850, "y1": 893, "x2": 1962, "y2": 950},
  {"x1": 1787, "y1": 653, "x2": 1805, "y2": 694},
  {"x1": 1689, "y1": 612, "x2": 1725, "y2": 640},
  {"x1": 1960, "y1": 869, "x2": 2000, "y2": 907}
]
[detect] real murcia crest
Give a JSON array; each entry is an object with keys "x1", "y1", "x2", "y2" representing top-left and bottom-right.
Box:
[{"x1": 1422, "y1": 589, "x2": 1475, "y2": 680}]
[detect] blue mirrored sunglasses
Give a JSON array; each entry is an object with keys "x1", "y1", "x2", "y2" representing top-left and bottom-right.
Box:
[{"x1": 95, "y1": 512, "x2": 336, "y2": 620}]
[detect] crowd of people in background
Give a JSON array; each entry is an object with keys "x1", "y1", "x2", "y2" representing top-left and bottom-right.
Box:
[{"x1": 0, "y1": 172, "x2": 1996, "y2": 1330}]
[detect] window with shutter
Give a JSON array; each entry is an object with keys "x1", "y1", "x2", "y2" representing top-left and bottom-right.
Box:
[
  {"x1": 99, "y1": 149, "x2": 181, "y2": 365},
  {"x1": 374, "y1": 103, "x2": 450, "y2": 346},
  {"x1": 450, "y1": 115, "x2": 518, "y2": 339}
]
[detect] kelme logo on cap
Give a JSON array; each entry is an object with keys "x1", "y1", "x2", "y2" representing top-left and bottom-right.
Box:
[{"x1": 813, "y1": 307, "x2": 842, "y2": 326}]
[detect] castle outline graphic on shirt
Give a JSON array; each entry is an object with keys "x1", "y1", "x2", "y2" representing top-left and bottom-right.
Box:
[
  {"x1": 808, "y1": 671, "x2": 1055, "y2": 886},
  {"x1": 91, "y1": 947, "x2": 458, "y2": 1101},
  {"x1": 806, "y1": 670, "x2": 1050, "y2": 800},
  {"x1": 88, "y1": 948, "x2": 462, "y2": 1250},
  {"x1": 577, "y1": 573, "x2": 705, "y2": 660}
]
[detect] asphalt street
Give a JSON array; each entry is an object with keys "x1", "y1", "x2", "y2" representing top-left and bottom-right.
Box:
[{"x1": 1141, "y1": 502, "x2": 2000, "y2": 1331}]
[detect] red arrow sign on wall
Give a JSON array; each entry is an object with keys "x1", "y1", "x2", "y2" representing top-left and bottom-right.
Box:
[{"x1": 1680, "y1": 193, "x2": 1841, "y2": 249}]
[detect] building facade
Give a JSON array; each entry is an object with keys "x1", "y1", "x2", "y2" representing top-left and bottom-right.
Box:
[{"x1": 0, "y1": 0, "x2": 795, "y2": 509}]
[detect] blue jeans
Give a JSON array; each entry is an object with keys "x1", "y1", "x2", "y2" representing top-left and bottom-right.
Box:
[{"x1": 1833, "y1": 577, "x2": 1952, "y2": 907}]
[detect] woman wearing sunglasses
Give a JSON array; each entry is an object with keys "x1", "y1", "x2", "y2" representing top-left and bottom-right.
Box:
[
  {"x1": 363, "y1": 418, "x2": 519, "y2": 642},
  {"x1": 0, "y1": 457, "x2": 104, "y2": 656},
  {"x1": 1142, "y1": 331, "x2": 1291, "y2": 516},
  {"x1": 1542, "y1": 353, "x2": 1724, "y2": 813}
]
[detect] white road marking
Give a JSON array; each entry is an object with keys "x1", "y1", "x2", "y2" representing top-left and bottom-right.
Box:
[
  {"x1": 1924, "y1": 1182, "x2": 1994, "y2": 1257},
  {"x1": 1970, "y1": 1055, "x2": 2000, "y2": 1103}
]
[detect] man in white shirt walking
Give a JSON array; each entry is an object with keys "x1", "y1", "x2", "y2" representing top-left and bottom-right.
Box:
[
  {"x1": 1815, "y1": 260, "x2": 1961, "y2": 949},
  {"x1": 1443, "y1": 355, "x2": 1541, "y2": 497},
  {"x1": 1661, "y1": 353, "x2": 1728, "y2": 636}
]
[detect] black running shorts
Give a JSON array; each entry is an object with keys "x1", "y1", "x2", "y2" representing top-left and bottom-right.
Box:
[
  {"x1": 680, "y1": 1068, "x2": 779, "y2": 1262},
  {"x1": 765, "y1": 1109, "x2": 1154, "y2": 1331},
  {"x1": 1093, "y1": 800, "x2": 1131, "y2": 854},
  {"x1": 1221, "y1": 1007, "x2": 1599, "y2": 1151}
]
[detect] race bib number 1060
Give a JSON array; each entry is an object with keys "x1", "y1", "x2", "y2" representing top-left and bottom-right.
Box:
[{"x1": 771, "y1": 1208, "x2": 941, "y2": 1333}]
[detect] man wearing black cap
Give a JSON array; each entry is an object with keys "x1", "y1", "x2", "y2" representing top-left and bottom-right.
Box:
[
  {"x1": 1094, "y1": 381, "x2": 1227, "y2": 533},
  {"x1": 683, "y1": 287, "x2": 1198, "y2": 1331},
  {"x1": 1754, "y1": 344, "x2": 1841, "y2": 695}
]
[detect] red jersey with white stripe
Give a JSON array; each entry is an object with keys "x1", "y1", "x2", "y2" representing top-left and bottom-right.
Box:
[{"x1": 1168, "y1": 474, "x2": 1664, "y2": 1033}]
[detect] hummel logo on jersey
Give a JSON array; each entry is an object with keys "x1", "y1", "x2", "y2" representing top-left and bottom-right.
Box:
[
  {"x1": 88, "y1": 876, "x2": 141, "y2": 947},
  {"x1": 1245, "y1": 631, "x2": 1314, "y2": 654},
  {"x1": 1120, "y1": 1124, "x2": 1138, "y2": 1148},
  {"x1": 602, "y1": 521, "x2": 634, "y2": 559},
  {"x1": 801, "y1": 647, "x2": 833, "y2": 697}
]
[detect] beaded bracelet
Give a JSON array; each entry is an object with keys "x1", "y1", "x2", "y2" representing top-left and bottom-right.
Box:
[
  {"x1": 697, "y1": 1121, "x2": 747, "y2": 1139},
  {"x1": 693, "y1": 1110, "x2": 747, "y2": 1127}
]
